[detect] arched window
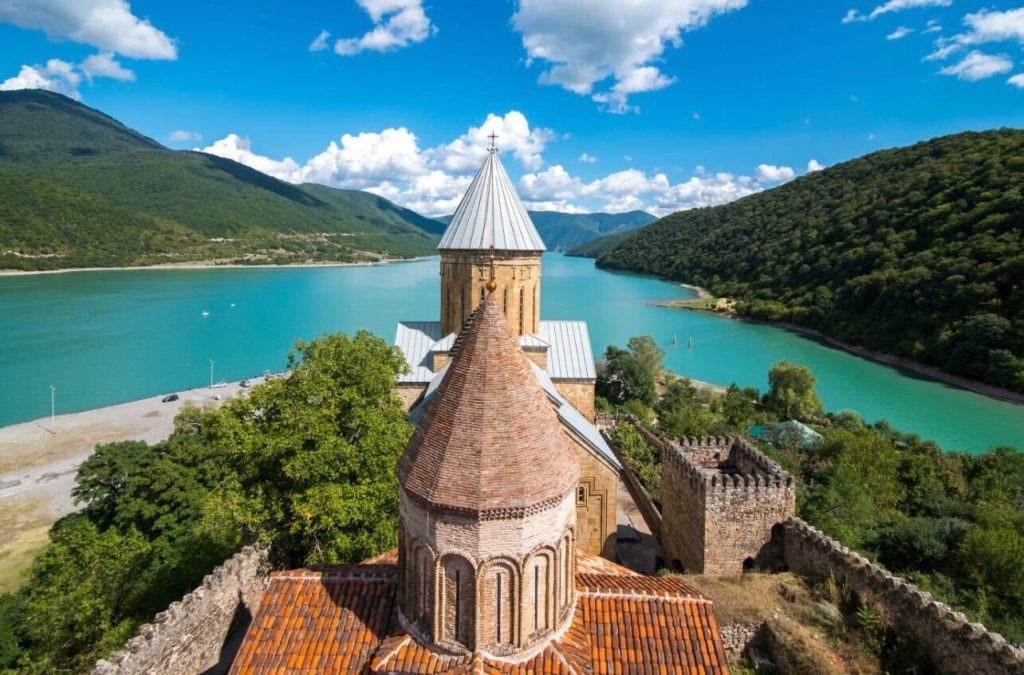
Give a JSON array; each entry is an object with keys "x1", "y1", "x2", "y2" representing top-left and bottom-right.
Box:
[
  {"x1": 479, "y1": 286, "x2": 485, "y2": 305},
  {"x1": 577, "y1": 485, "x2": 587, "y2": 504},
  {"x1": 482, "y1": 561, "x2": 517, "y2": 648},
  {"x1": 441, "y1": 555, "x2": 474, "y2": 648},
  {"x1": 519, "y1": 288, "x2": 524, "y2": 334}
]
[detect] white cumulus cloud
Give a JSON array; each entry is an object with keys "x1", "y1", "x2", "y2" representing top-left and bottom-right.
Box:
[
  {"x1": 334, "y1": 0, "x2": 435, "y2": 56},
  {"x1": 429, "y1": 111, "x2": 554, "y2": 173},
  {"x1": 939, "y1": 51, "x2": 1013, "y2": 81},
  {"x1": 199, "y1": 134, "x2": 301, "y2": 181},
  {"x1": 755, "y1": 164, "x2": 796, "y2": 183},
  {"x1": 512, "y1": 0, "x2": 747, "y2": 113},
  {"x1": 1009, "y1": 73, "x2": 1024, "y2": 88},
  {"x1": 807, "y1": 159, "x2": 825, "y2": 173},
  {"x1": 578, "y1": 153, "x2": 597, "y2": 163},
  {"x1": 80, "y1": 52, "x2": 134, "y2": 81},
  {"x1": 887, "y1": 26, "x2": 914, "y2": 40},
  {"x1": 0, "y1": 59, "x2": 81, "y2": 98},
  {"x1": 0, "y1": 0, "x2": 176, "y2": 59}
]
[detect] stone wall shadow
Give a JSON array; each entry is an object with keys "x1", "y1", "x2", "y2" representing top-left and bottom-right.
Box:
[{"x1": 199, "y1": 591, "x2": 253, "y2": 675}]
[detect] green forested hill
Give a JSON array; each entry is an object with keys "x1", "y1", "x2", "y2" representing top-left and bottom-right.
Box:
[
  {"x1": 436, "y1": 209, "x2": 655, "y2": 250},
  {"x1": 0, "y1": 90, "x2": 438, "y2": 270},
  {"x1": 583, "y1": 129, "x2": 1024, "y2": 392}
]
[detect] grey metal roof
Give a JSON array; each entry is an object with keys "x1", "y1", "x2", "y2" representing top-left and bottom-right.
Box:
[
  {"x1": 520, "y1": 333, "x2": 550, "y2": 349},
  {"x1": 437, "y1": 150, "x2": 546, "y2": 252},
  {"x1": 530, "y1": 363, "x2": 621, "y2": 470},
  {"x1": 394, "y1": 321, "x2": 443, "y2": 383},
  {"x1": 538, "y1": 321, "x2": 597, "y2": 380},
  {"x1": 430, "y1": 332, "x2": 457, "y2": 353}
]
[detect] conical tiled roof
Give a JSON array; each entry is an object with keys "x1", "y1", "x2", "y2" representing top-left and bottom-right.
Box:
[
  {"x1": 437, "y1": 150, "x2": 546, "y2": 252},
  {"x1": 397, "y1": 292, "x2": 578, "y2": 516}
]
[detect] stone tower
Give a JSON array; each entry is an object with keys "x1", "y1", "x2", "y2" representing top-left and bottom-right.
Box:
[
  {"x1": 437, "y1": 147, "x2": 545, "y2": 337},
  {"x1": 396, "y1": 292, "x2": 580, "y2": 656}
]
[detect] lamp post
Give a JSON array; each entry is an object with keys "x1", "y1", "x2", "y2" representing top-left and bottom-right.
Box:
[
  {"x1": 209, "y1": 358, "x2": 215, "y2": 391},
  {"x1": 50, "y1": 385, "x2": 55, "y2": 433}
]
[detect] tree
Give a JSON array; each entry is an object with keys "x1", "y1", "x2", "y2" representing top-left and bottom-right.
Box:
[
  {"x1": 72, "y1": 441, "x2": 154, "y2": 528},
  {"x1": 627, "y1": 335, "x2": 664, "y2": 382},
  {"x1": 597, "y1": 345, "x2": 656, "y2": 406},
  {"x1": 22, "y1": 517, "x2": 152, "y2": 672},
  {"x1": 203, "y1": 330, "x2": 413, "y2": 565},
  {"x1": 764, "y1": 361, "x2": 824, "y2": 421}
]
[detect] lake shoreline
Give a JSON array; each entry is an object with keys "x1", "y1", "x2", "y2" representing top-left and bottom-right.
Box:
[
  {"x1": 655, "y1": 288, "x2": 1024, "y2": 408},
  {"x1": 0, "y1": 256, "x2": 434, "y2": 277}
]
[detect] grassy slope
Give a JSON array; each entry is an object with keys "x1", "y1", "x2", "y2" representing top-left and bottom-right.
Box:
[{"x1": 0, "y1": 90, "x2": 438, "y2": 269}]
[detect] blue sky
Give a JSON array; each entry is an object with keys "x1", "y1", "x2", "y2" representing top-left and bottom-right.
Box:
[{"x1": 1, "y1": 0, "x2": 1023, "y2": 215}]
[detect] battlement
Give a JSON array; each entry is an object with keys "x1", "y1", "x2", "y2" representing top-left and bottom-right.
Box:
[
  {"x1": 782, "y1": 518, "x2": 1024, "y2": 674},
  {"x1": 93, "y1": 546, "x2": 271, "y2": 675},
  {"x1": 618, "y1": 418, "x2": 796, "y2": 575},
  {"x1": 634, "y1": 423, "x2": 794, "y2": 495}
]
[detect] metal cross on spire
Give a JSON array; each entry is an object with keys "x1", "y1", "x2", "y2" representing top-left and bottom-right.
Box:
[{"x1": 487, "y1": 131, "x2": 498, "y2": 152}]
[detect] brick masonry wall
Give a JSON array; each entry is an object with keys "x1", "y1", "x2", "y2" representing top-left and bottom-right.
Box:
[
  {"x1": 630, "y1": 423, "x2": 795, "y2": 575},
  {"x1": 93, "y1": 546, "x2": 271, "y2": 675},
  {"x1": 574, "y1": 448, "x2": 617, "y2": 558},
  {"x1": 553, "y1": 380, "x2": 595, "y2": 420},
  {"x1": 782, "y1": 518, "x2": 1024, "y2": 675},
  {"x1": 396, "y1": 384, "x2": 427, "y2": 411},
  {"x1": 440, "y1": 252, "x2": 542, "y2": 336}
]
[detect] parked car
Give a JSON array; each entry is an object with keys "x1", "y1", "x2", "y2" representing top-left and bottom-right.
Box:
[
  {"x1": 161, "y1": 394, "x2": 179, "y2": 403},
  {"x1": 240, "y1": 378, "x2": 252, "y2": 388}
]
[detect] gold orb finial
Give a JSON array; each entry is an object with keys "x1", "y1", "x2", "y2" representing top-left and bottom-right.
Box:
[{"x1": 486, "y1": 279, "x2": 497, "y2": 293}]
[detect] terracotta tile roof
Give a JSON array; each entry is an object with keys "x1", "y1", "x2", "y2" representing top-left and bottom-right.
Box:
[
  {"x1": 396, "y1": 293, "x2": 579, "y2": 517},
  {"x1": 230, "y1": 551, "x2": 729, "y2": 675}
]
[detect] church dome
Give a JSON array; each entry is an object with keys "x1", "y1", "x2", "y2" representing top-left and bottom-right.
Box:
[{"x1": 397, "y1": 292, "x2": 577, "y2": 516}]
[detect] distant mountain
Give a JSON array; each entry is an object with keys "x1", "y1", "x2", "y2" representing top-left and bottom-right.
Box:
[
  {"x1": 573, "y1": 129, "x2": 1024, "y2": 394},
  {"x1": 435, "y1": 210, "x2": 655, "y2": 251},
  {"x1": 0, "y1": 90, "x2": 439, "y2": 270}
]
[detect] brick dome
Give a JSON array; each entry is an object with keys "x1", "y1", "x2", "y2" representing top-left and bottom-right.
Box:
[{"x1": 397, "y1": 292, "x2": 579, "y2": 517}]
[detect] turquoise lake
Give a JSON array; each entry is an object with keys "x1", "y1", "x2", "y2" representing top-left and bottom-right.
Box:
[{"x1": 1, "y1": 253, "x2": 1022, "y2": 454}]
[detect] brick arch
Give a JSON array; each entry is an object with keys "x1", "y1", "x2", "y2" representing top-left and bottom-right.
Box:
[
  {"x1": 477, "y1": 556, "x2": 521, "y2": 651},
  {"x1": 524, "y1": 546, "x2": 558, "y2": 640},
  {"x1": 436, "y1": 553, "x2": 476, "y2": 650}
]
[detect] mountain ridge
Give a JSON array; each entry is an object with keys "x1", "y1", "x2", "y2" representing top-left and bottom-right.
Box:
[
  {"x1": 0, "y1": 90, "x2": 440, "y2": 270},
  {"x1": 435, "y1": 209, "x2": 655, "y2": 251},
  {"x1": 571, "y1": 128, "x2": 1024, "y2": 394}
]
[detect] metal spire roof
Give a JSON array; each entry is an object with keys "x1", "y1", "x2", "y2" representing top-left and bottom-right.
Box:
[{"x1": 437, "y1": 148, "x2": 546, "y2": 252}]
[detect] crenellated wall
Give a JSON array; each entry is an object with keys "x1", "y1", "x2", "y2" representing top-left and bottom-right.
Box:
[
  {"x1": 781, "y1": 518, "x2": 1024, "y2": 675},
  {"x1": 630, "y1": 423, "x2": 795, "y2": 575},
  {"x1": 93, "y1": 546, "x2": 271, "y2": 675}
]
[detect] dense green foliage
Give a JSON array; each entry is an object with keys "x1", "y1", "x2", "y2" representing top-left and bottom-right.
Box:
[
  {"x1": 436, "y1": 209, "x2": 654, "y2": 251},
  {"x1": 0, "y1": 331, "x2": 412, "y2": 671},
  {"x1": 578, "y1": 130, "x2": 1024, "y2": 391},
  {"x1": 0, "y1": 90, "x2": 439, "y2": 270},
  {"x1": 605, "y1": 335, "x2": 1024, "y2": 645}
]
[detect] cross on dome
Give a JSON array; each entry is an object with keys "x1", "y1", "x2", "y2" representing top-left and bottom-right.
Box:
[{"x1": 487, "y1": 131, "x2": 498, "y2": 152}]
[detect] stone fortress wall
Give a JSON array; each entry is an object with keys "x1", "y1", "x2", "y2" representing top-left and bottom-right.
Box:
[
  {"x1": 631, "y1": 423, "x2": 795, "y2": 575},
  {"x1": 781, "y1": 518, "x2": 1024, "y2": 675},
  {"x1": 93, "y1": 546, "x2": 271, "y2": 675}
]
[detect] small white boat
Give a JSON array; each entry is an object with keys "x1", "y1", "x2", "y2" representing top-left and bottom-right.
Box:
[{"x1": 200, "y1": 310, "x2": 210, "y2": 317}]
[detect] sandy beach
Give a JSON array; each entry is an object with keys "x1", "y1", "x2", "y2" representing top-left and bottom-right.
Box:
[{"x1": 0, "y1": 381, "x2": 253, "y2": 589}]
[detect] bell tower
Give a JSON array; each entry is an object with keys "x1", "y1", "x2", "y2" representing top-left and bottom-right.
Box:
[{"x1": 438, "y1": 140, "x2": 545, "y2": 336}]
